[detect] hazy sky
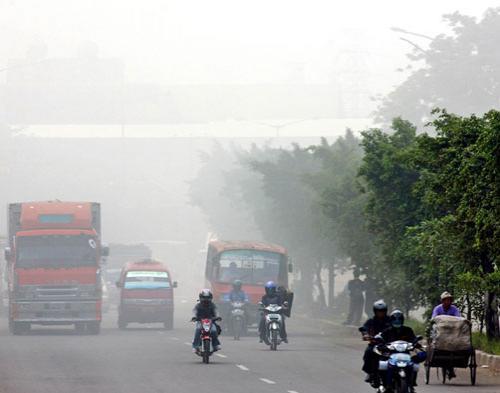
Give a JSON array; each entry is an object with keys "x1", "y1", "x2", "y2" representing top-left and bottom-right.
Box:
[{"x1": 1, "y1": 0, "x2": 497, "y2": 87}]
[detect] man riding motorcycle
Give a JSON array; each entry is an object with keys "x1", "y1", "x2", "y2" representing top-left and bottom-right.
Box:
[
  {"x1": 221, "y1": 280, "x2": 249, "y2": 332},
  {"x1": 378, "y1": 310, "x2": 426, "y2": 392},
  {"x1": 228, "y1": 279, "x2": 249, "y2": 302},
  {"x1": 259, "y1": 281, "x2": 288, "y2": 343},
  {"x1": 192, "y1": 289, "x2": 221, "y2": 353},
  {"x1": 359, "y1": 300, "x2": 391, "y2": 386}
]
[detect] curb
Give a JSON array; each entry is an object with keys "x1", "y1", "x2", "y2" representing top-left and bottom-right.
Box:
[{"x1": 476, "y1": 350, "x2": 500, "y2": 373}]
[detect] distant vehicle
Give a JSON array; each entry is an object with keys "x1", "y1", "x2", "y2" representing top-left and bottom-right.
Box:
[
  {"x1": 229, "y1": 300, "x2": 246, "y2": 340},
  {"x1": 205, "y1": 240, "x2": 293, "y2": 329},
  {"x1": 4, "y1": 201, "x2": 109, "y2": 335},
  {"x1": 260, "y1": 303, "x2": 286, "y2": 350},
  {"x1": 116, "y1": 259, "x2": 177, "y2": 329},
  {"x1": 104, "y1": 267, "x2": 122, "y2": 308},
  {"x1": 101, "y1": 277, "x2": 110, "y2": 313}
]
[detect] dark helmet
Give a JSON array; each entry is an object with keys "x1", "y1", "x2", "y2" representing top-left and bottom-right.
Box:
[
  {"x1": 390, "y1": 310, "x2": 405, "y2": 328},
  {"x1": 265, "y1": 280, "x2": 277, "y2": 295},
  {"x1": 199, "y1": 289, "x2": 213, "y2": 305},
  {"x1": 373, "y1": 299, "x2": 388, "y2": 314},
  {"x1": 232, "y1": 279, "x2": 242, "y2": 291}
]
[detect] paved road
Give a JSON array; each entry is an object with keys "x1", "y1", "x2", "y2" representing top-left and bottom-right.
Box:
[{"x1": 0, "y1": 304, "x2": 497, "y2": 393}]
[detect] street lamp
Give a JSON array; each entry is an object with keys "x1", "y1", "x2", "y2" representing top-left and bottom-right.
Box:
[
  {"x1": 245, "y1": 118, "x2": 322, "y2": 138},
  {"x1": 390, "y1": 27, "x2": 433, "y2": 54}
]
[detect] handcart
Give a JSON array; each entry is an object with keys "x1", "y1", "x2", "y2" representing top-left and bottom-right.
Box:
[{"x1": 424, "y1": 315, "x2": 477, "y2": 385}]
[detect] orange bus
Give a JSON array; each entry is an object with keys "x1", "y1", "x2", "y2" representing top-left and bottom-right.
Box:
[{"x1": 205, "y1": 240, "x2": 292, "y2": 327}]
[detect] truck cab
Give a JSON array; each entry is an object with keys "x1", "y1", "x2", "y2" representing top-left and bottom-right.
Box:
[
  {"x1": 5, "y1": 201, "x2": 108, "y2": 335},
  {"x1": 116, "y1": 259, "x2": 177, "y2": 330}
]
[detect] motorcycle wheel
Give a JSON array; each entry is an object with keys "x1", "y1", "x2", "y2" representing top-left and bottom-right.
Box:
[
  {"x1": 271, "y1": 330, "x2": 278, "y2": 351},
  {"x1": 396, "y1": 377, "x2": 409, "y2": 393},
  {"x1": 202, "y1": 339, "x2": 210, "y2": 364}
]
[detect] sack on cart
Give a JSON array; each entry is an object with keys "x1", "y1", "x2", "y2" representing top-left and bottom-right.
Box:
[{"x1": 430, "y1": 315, "x2": 471, "y2": 351}]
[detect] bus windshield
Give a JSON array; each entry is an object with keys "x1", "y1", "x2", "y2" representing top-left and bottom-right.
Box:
[
  {"x1": 16, "y1": 235, "x2": 98, "y2": 268},
  {"x1": 216, "y1": 249, "x2": 282, "y2": 285}
]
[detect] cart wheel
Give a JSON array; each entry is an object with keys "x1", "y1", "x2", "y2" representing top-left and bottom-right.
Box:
[
  {"x1": 424, "y1": 362, "x2": 430, "y2": 385},
  {"x1": 441, "y1": 367, "x2": 447, "y2": 384},
  {"x1": 470, "y1": 350, "x2": 477, "y2": 386}
]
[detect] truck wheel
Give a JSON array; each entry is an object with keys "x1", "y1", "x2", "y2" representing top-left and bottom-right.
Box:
[
  {"x1": 12, "y1": 321, "x2": 30, "y2": 335},
  {"x1": 74, "y1": 322, "x2": 86, "y2": 334},
  {"x1": 86, "y1": 322, "x2": 101, "y2": 335},
  {"x1": 118, "y1": 319, "x2": 127, "y2": 330},
  {"x1": 163, "y1": 316, "x2": 174, "y2": 330}
]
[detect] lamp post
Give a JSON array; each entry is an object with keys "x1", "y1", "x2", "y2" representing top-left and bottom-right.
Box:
[{"x1": 246, "y1": 118, "x2": 321, "y2": 138}]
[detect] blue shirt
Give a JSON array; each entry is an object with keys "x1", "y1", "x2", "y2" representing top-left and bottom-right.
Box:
[{"x1": 431, "y1": 304, "x2": 461, "y2": 319}]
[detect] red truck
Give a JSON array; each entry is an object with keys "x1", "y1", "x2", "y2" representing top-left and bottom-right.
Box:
[{"x1": 4, "y1": 201, "x2": 108, "y2": 334}]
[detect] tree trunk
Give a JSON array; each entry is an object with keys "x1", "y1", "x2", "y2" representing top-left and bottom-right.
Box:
[
  {"x1": 466, "y1": 295, "x2": 472, "y2": 321},
  {"x1": 315, "y1": 260, "x2": 327, "y2": 310},
  {"x1": 481, "y1": 254, "x2": 499, "y2": 339},
  {"x1": 485, "y1": 291, "x2": 500, "y2": 339},
  {"x1": 328, "y1": 260, "x2": 335, "y2": 309},
  {"x1": 296, "y1": 261, "x2": 314, "y2": 308}
]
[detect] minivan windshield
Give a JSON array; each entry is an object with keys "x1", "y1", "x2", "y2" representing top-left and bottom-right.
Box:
[{"x1": 124, "y1": 271, "x2": 170, "y2": 290}]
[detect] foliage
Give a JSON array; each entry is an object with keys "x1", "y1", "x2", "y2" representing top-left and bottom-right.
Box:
[
  {"x1": 376, "y1": 8, "x2": 500, "y2": 128},
  {"x1": 358, "y1": 110, "x2": 500, "y2": 338},
  {"x1": 190, "y1": 111, "x2": 499, "y2": 336},
  {"x1": 472, "y1": 332, "x2": 500, "y2": 356},
  {"x1": 307, "y1": 131, "x2": 375, "y2": 272}
]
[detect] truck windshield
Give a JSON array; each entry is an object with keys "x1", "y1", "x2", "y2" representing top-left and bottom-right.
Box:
[
  {"x1": 16, "y1": 235, "x2": 98, "y2": 268},
  {"x1": 217, "y1": 250, "x2": 281, "y2": 285},
  {"x1": 124, "y1": 271, "x2": 170, "y2": 289}
]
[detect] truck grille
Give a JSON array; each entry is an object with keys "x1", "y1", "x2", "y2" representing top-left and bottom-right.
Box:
[{"x1": 36, "y1": 286, "x2": 78, "y2": 297}]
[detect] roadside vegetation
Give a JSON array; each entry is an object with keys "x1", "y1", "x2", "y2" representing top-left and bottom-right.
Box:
[{"x1": 190, "y1": 8, "x2": 500, "y2": 345}]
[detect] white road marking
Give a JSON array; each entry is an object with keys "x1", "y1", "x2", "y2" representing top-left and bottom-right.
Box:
[
  {"x1": 184, "y1": 342, "x2": 191, "y2": 346},
  {"x1": 236, "y1": 364, "x2": 249, "y2": 371},
  {"x1": 288, "y1": 391, "x2": 300, "y2": 393},
  {"x1": 215, "y1": 353, "x2": 227, "y2": 358},
  {"x1": 259, "y1": 378, "x2": 276, "y2": 385},
  {"x1": 170, "y1": 337, "x2": 180, "y2": 341}
]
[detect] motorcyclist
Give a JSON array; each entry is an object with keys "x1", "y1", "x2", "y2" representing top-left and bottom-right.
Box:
[
  {"x1": 359, "y1": 300, "x2": 391, "y2": 386},
  {"x1": 192, "y1": 289, "x2": 221, "y2": 353},
  {"x1": 378, "y1": 310, "x2": 426, "y2": 392},
  {"x1": 228, "y1": 279, "x2": 249, "y2": 302},
  {"x1": 222, "y1": 280, "x2": 249, "y2": 332},
  {"x1": 259, "y1": 281, "x2": 288, "y2": 343}
]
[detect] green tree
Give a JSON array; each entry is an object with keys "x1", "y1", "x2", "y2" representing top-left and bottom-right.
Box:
[
  {"x1": 358, "y1": 119, "x2": 423, "y2": 312},
  {"x1": 307, "y1": 131, "x2": 376, "y2": 299},
  {"x1": 377, "y1": 8, "x2": 500, "y2": 128},
  {"x1": 247, "y1": 145, "x2": 335, "y2": 307},
  {"x1": 411, "y1": 110, "x2": 500, "y2": 337}
]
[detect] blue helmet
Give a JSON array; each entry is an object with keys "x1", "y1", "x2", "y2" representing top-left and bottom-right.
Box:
[{"x1": 265, "y1": 281, "x2": 277, "y2": 295}]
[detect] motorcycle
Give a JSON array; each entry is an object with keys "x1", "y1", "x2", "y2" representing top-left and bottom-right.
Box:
[
  {"x1": 230, "y1": 301, "x2": 246, "y2": 340},
  {"x1": 260, "y1": 303, "x2": 285, "y2": 351},
  {"x1": 192, "y1": 317, "x2": 222, "y2": 364},
  {"x1": 374, "y1": 336, "x2": 424, "y2": 393}
]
